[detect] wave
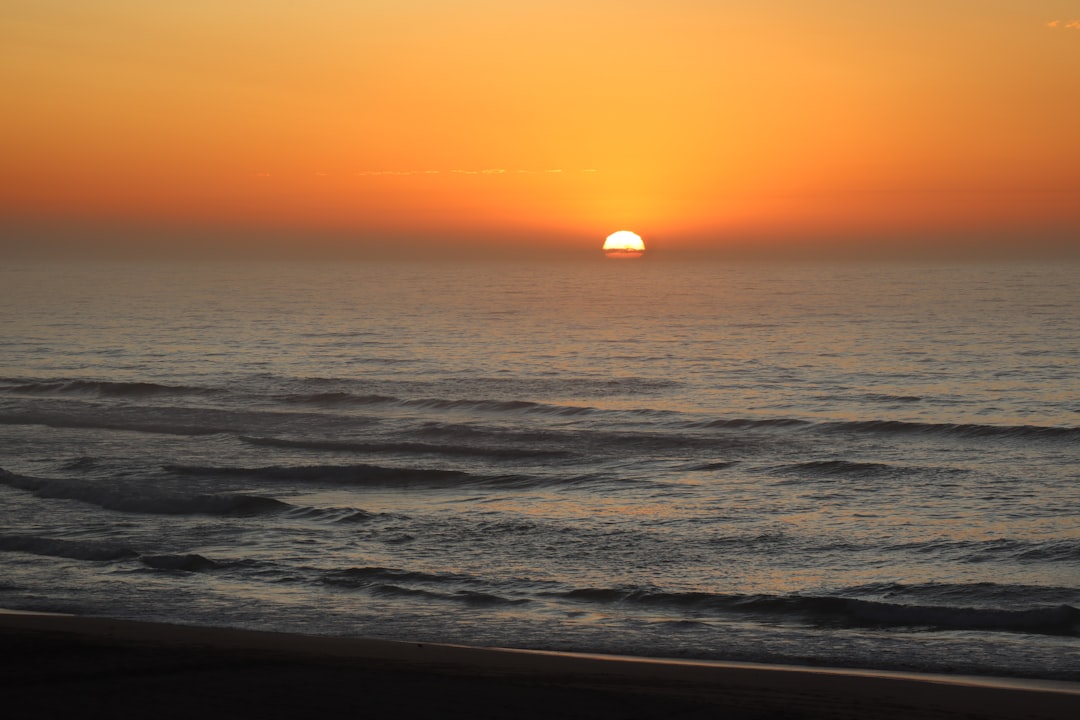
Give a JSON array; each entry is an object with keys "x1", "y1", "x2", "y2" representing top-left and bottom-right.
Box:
[
  {"x1": 404, "y1": 398, "x2": 539, "y2": 413},
  {"x1": 403, "y1": 421, "x2": 767, "y2": 458},
  {"x1": 0, "y1": 403, "x2": 378, "y2": 438},
  {"x1": 139, "y1": 554, "x2": 264, "y2": 572},
  {"x1": 7, "y1": 379, "x2": 1074, "y2": 447},
  {"x1": 0, "y1": 534, "x2": 137, "y2": 562},
  {"x1": 0, "y1": 468, "x2": 289, "y2": 516},
  {"x1": 278, "y1": 392, "x2": 398, "y2": 406},
  {"x1": 1013, "y1": 540, "x2": 1080, "y2": 563},
  {"x1": 60, "y1": 456, "x2": 100, "y2": 471},
  {"x1": 403, "y1": 397, "x2": 595, "y2": 417},
  {"x1": 287, "y1": 375, "x2": 680, "y2": 399},
  {"x1": 0, "y1": 535, "x2": 265, "y2": 571},
  {"x1": 0, "y1": 379, "x2": 219, "y2": 399},
  {"x1": 689, "y1": 461, "x2": 738, "y2": 471},
  {"x1": 553, "y1": 586, "x2": 1080, "y2": 636},
  {"x1": 140, "y1": 553, "x2": 222, "y2": 572},
  {"x1": 0, "y1": 409, "x2": 230, "y2": 436},
  {"x1": 367, "y1": 584, "x2": 527, "y2": 606},
  {"x1": 818, "y1": 419, "x2": 1080, "y2": 441},
  {"x1": 239, "y1": 435, "x2": 572, "y2": 459},
  {"x1": 279, "y1": 391, "x2": 597, "y2": 417},
  {"x1": 696, "y1": 418, "x2": 812, "y2": 430},
  {"x1": 304, "y1": 414, "x2": 1075, "y2": 455},
  {"x1": 774, "y1": 460, "x2": 909, "y2": 477},
  {"x1": 165, "y1": 462, "x2": 467, "y2": 486},
  {"x1": 321, "y1": 566, "x2": 527, "y2": 606},
  {"x1": 163, "y1": 462, "x2": 605, "y2": 490},
  {"x1": 837, "y1": 581, "x2": 1080, "y2": 606},
  {"x1": 692, "y1": 415, "x2": 1079, "y2": 442},
  {"x1": 862, "y1": 393, "x2": 924, "y2": 403},
  {"x1": 322, "y1": 566, "x2": 476, "y2": 587},
  {"x1": 812, "y1": 393, "x2": 925, "y2": 404},
  {"x1": 281, "y1": 506, "x2": 380, "y2": 523},
  {"x1": 888, "y1": 538, "x2": 1080, "y2": 565}
]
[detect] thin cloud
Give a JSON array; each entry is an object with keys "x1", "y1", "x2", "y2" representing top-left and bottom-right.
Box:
[
  {"x1": 235, "y1": 168, "x2": 605, "y2": 180},
  {"x1": 1047, "y1": 19, "x2": 1080, "y2": 29},
  {"x1": 1068, "y1": 21, "x2": 1080, "y2": 29},
  {"x1": 351, "y1": 168, "x2": 596, "y2": 176},
  {"x1": 251, "y1": 169, "x2": 601, "y2": 179},
  {"x1": 356, "y1": 170, "x2": 439, "y2": 176},
  {"x1": 1047, "y1": 20, "x2": 1060, "y2": 28}
]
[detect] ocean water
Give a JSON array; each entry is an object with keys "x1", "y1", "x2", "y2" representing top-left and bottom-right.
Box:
[{"x1": 1, "y1": 259, "x2": 1077, "y2": 680}]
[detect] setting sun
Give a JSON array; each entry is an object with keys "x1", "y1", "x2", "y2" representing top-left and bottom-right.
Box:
[{"x1": 603, "y1": 231, "x2": 645, "y2": 259}]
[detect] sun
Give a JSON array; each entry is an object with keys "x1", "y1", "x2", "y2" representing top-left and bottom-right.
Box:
[{"x1": 603, "y1": 231, "x2": 645, "y2": 258}]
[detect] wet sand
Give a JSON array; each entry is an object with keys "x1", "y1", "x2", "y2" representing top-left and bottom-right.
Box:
[{"x1": 2, "y1": 610, "x2": 1078, "y2": 719}]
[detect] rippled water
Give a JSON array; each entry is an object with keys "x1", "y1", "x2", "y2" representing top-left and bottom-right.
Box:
[{"x1": 1, "y1": 259, "x2": 1077, "y2": 679}]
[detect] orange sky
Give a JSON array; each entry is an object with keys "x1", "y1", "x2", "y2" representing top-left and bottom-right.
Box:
[{"x1": 2, "y1": 1, "x2": 1079, "y2": 259}]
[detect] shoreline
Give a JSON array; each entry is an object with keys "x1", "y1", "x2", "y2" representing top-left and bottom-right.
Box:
[{"x1": 2, "y1": 610, "x2": 1077, "y2": 719}]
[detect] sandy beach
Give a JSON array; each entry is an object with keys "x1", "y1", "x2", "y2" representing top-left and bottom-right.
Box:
[{"x1": 2, "y1": 610, "x2": 1077, "y2": 720}]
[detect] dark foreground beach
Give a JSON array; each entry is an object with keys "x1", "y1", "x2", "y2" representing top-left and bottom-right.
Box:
[{"x1": 1, "y1": 611, "x2": 1076, "y2": 720}]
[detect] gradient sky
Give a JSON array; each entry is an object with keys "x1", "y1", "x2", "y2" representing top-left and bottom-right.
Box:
[{"x1": 2, "y1": 1, "x2": 1079, "y2": 259}]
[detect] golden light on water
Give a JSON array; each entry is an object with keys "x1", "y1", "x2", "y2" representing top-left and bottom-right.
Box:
[{"x1": 603, "y1": 231, "x2": 645, "y2": 258}]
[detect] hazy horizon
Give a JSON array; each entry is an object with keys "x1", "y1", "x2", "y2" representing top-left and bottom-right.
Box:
[{"x1": 3, "y1": 222, "x2": 1078, "y2": 263}]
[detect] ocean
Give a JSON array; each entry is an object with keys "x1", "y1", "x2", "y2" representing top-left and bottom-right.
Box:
[{"x1": 1, "y1": 258, "x2": 1077, "y2": 680}]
